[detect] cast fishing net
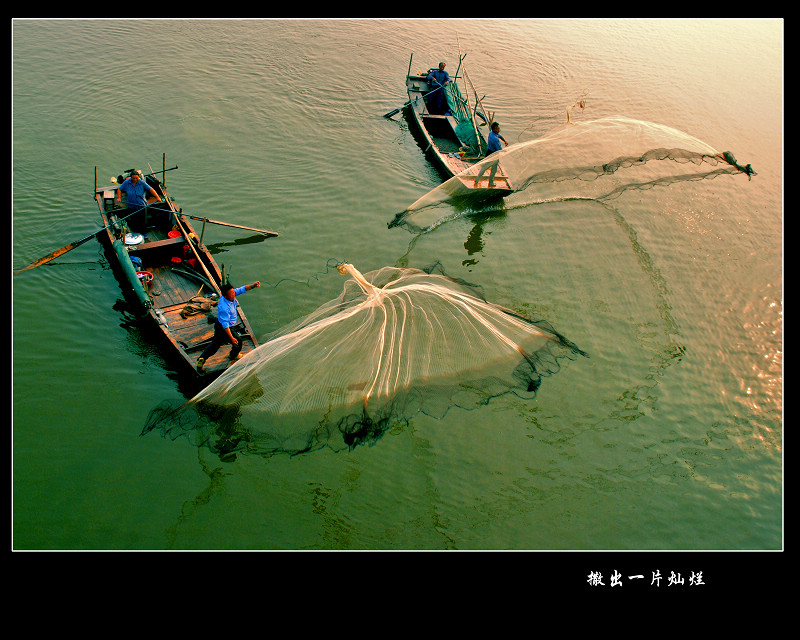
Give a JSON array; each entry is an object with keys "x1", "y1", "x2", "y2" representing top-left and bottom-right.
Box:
[
  {"x1": 144, "y1": 263, "x2": 587, "y2": 458},
  {"x1": 390, "y1": 115, "x2": 756, "y2": 232}
]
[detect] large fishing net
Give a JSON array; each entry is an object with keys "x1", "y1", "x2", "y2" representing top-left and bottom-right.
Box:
[
  {"x1": 144, "y1": 263, "x2": 587, "y2": 458},
  {"x1": 390, "y1": 115, "x2": 756, "y2": 232}
]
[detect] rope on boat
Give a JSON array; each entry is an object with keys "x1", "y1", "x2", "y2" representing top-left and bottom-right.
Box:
[{"x1": 180, "y1": 296, "x2": 218, "y2": 319}]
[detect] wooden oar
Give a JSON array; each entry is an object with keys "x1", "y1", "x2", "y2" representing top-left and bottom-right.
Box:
[
  {"x1": 140, "y1": 164, "x2": 178, "y2": 181},
  {"x1": 185, "y1": 216, "x2": 279, "y2": 237},
  {"x1": 383, "y1": 83, "x2": 446, "y2": 119},
  {"x1": 14, "y1": 205, "x2": 147, "y2": 274}
]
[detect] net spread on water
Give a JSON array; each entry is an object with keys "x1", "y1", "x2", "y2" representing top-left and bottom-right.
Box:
[
  {"x1": 144, "y1": 263, "x2": 587, "y2": 458},
  {"x1": 389, "y1": 115, "x2": 756, "y2": 232}
]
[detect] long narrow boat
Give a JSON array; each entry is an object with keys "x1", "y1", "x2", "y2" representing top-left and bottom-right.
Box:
[
  {"x1": 94, "y1": 161, "x2": 261, "y2": 385},
  {"x1": 403, "y1": 54, "x2": 513, "y2": 201}
]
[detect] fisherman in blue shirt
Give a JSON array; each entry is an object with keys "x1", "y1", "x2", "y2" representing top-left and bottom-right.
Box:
[
  {"x1": 486, "y1": 121, "x2": 508, "y2": 155},
  {"x1": 474, "y1": 122, "x2": 508, "y2": 187},
  {"x1": 197, "y1": 281, "x2": 261, "y2": 372},
  {"x1": 115, "y1": 169, "x2": 161, "y2": 208},
  {"x1": 426, "y1": 62, "x2": 450, "y2": 115}
]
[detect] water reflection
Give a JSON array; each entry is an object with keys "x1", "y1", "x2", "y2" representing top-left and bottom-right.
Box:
[
  {"x1": 462, "y1": 223, "x2": 484, "y2": 270},
  {"x1": 461, "y1": 208, "x2": 506, "y2": 270}
]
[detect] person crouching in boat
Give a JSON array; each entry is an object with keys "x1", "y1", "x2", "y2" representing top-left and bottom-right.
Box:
[{"x1": 196, "y1": 281, "x2": 260, "y2": 372}]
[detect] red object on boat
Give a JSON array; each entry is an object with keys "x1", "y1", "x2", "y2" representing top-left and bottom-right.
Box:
[
  {"x1": 136, "y1": 270, "x2": 154, "y2": 289},
  {"x1": 170, "y1": 256, "x2": 182, "y2": 264},
  {"x1": 168, "y1": 230, "x2": 181, "y2": 238}
]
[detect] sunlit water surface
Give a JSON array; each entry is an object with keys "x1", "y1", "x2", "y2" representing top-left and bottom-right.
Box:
[{"x1": 13, "y1": 19, "x2": 782, "y2": 553}]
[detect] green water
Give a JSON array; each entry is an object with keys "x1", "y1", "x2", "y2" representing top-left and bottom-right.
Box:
[{"x1": 12, "y1": 19, "x2": 782, "y2": 556}]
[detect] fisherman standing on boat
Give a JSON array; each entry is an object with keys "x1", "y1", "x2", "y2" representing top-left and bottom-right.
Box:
[
  {"x1": 474, "y1": 122, "x2": 508, "y2": 187},
  {"x1": 115, "y1": 170, "x2": 161, "y2": 209},
  {"x1": 426, "y1": 62, "x2": 450, "y2": 115},
  {"x1": 487, "y1": 121, "x2": 508, "y2": 154},
  {"x1": 197, "y1": 281, "x2": 260, "y2": 372}
]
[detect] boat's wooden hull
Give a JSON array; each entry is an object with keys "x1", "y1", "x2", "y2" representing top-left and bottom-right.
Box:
[
  {"x1": 95, "y1": 174, "x2": 258, "y2": 387},
  {"x1": 404, "y1": 68, "x2": 513, "y2": 200}
]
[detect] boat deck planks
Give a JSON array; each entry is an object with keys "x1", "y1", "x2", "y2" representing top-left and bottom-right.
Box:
[{"x1": 148, "y1": 265, "x2": 206, "y2": 309}]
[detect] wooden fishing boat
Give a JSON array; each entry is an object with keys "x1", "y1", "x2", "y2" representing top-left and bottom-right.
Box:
[
  {"x1": 402, "y1": 54, "x2": 513, "y2": 201},
  {"x1": 94, "y1": 161, "x2": 262, "y2": 385}
]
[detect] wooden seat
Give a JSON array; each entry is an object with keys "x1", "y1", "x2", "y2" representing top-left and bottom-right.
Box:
[{"x1": 129, "y1": 235, "x2": 185, "y2": 251}]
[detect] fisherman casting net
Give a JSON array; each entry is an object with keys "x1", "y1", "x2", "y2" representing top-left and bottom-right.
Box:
[
  {"x1": 389, "y1": 115, "x2": 756, "y2": 233},
  {"x1": 144, "y1": 263, "x2": 587, "y2": 458}
]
